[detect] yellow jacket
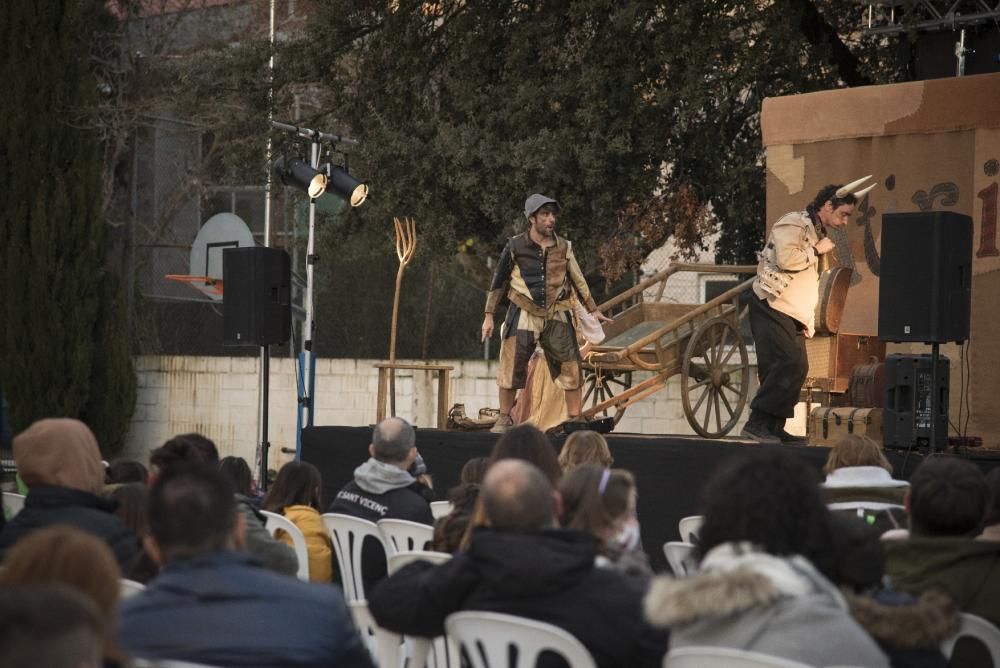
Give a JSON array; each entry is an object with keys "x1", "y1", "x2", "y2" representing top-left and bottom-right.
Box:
[{"x1": 279, "y1": 505, "x2": 335, "y2": 583}]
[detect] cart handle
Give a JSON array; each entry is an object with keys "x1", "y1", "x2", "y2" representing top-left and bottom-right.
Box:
[{"x1": 596, "y1": 262, "x2": 756, "y2": 314}]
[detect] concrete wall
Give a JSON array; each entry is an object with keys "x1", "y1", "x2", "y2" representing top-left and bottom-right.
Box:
[{"x1": 123, "y1": 355, "x2": 766, "y2": 469}]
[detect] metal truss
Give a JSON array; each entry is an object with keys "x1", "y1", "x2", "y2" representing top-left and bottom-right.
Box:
[{"x1": 861, "y1": 0, "x2": 1000, "y2": 35}]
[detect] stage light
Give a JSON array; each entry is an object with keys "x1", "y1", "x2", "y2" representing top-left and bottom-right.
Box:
[
  {"x1": 322, "y1": 164, "x2": 368, "y2": 207},
  {"x1": 273, "y1": 156, "x2": 327, "y2": 199}
]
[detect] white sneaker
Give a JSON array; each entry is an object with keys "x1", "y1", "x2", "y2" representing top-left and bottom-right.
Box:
[{"x1": 490, "y1": 414, "x2": 513, "y2": 433}]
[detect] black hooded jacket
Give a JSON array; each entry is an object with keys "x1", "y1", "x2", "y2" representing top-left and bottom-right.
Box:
[
  {"x1": 0, "y1": 485, "x2": 138, "y2": 569},
  {"x1": 368, "y1": 527, "x2": 667, "y2": 668}
]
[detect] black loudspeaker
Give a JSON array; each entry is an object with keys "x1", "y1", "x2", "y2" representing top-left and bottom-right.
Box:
[
  {"x1": 223, "y1": 247, "x2": 291, "y2": 346},
  {"x1": 882, "y1": 354, "x2": 949, "y2": 451},
  {"x1": 878, "y1": 211, "x2": 972, "y2": 343}
]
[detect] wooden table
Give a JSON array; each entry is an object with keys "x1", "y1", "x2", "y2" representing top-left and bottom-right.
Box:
[{"x1": 374, "y1": 362, "x2": 454, "y2": 429}]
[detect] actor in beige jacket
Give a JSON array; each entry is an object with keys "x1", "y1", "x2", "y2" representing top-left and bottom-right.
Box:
[{"x1": 742, "y1": 178, "x2": 874, "y2": 443}]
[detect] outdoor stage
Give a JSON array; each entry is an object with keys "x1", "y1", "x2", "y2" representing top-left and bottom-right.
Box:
[{"x1": 302, "y1": 426, "x2": 1000, "y2": 571}]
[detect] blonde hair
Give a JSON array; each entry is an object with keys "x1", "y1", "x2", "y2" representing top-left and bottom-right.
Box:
[
  {"x1": 558, "y1": 430, "x2": 613, "y2": 473},
  {"x1": 823, "y1": 434, "x2": 891, "y2": 474}
]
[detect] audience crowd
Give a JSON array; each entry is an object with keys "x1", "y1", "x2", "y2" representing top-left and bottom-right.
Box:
[{"x1": 1, "y1": 413, "x2": 999, "y2": 668}]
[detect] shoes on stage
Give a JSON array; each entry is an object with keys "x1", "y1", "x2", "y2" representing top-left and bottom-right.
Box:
[
  {"x1": 775, "y1": 429, "x2": 809, "y2": 445},
  {"x1": 490, "y1": 413, "x2": 513, "y2": 434},
  {"x1": 740, "y1": 421, "x2": 781, "y2": 444}
]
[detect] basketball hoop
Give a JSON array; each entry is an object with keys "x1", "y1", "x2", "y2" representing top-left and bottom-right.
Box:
[{"x1": 165, "y1": 274, "x2": 224, "y2": 300}]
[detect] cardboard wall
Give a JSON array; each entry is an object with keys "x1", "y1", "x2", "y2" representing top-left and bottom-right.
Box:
[{"x1": 762, "y1": 73, "x2": 1000, "y2": 446}]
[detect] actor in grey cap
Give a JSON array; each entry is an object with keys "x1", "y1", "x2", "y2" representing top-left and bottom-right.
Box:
[{"x1": 481, "y1": 194, "x2": 612, "y2": 432}]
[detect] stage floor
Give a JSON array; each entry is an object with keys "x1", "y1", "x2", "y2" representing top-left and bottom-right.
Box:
[{"x1": 301, "y1": 426, "x2": 1000, "y2": 572}]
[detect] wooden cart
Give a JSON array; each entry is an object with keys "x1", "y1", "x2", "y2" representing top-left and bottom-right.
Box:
[{"x1": 580, "y1": 263, "x2": 758, "y2": 438}]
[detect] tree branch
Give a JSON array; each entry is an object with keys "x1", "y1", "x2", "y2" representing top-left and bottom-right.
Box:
[{"x1": 784, "y1": 0, "x2": 872, "y2": 86}]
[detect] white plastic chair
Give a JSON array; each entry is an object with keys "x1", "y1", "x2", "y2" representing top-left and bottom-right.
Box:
[
  {"x1": 388, "y1": 549, "x2": 453, "y2": 574},
  {"x1": 349, "y1": 600, "x2": 402, "y2": 668},
  {"x1": 941, "y1": 612, "x2": 1000, "y2": 665},
  {"x1": 378, "y1": 518, "x2": 434, "y2": 555},
  {"x1": 387, "y1": 549, "x2": 457, "y2": 668},
  {"x1": 119, "y1": 578, "x2": 146, "y2": 599},
  {"x1": 321, "y1": 513, "x2": 384, "y2": 602},
  {"x1": 664, "y1": 646, "x2": 814, "y2": 667},
  {"x1": 827, "y1": 501, "x2": 906, "y2": 513},
  {"x1": 431, "y1": 500, "x2": 453, "y2": 520},
  {"x1": 678, "y1": 515, "x2": 703, "y2": 544},
  {"x1": 3, "y1": 491, "x2": 25, "y2": 518},
  {"x1": 260, "y1": 509, "x2": 311, "y2": 582},
  {"x1": 407, "y1": 634, "x2": 461, "y2": 668},
  {"x1": 663, "y1": 541, "x2": 697, "y2": 576},
  {"x1": 445, "y1": 611, "x2": 597, "y2": 668}
]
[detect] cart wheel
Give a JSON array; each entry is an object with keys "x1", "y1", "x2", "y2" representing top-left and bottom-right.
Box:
[
  {"x1": 681, "y1": 316, "x2": 750, "y2": 438},
  {"x1": 582, "y1": 367, "x2": 633, "y2": 425}
]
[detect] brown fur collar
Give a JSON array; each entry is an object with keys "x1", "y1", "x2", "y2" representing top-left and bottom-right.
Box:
[
  {"x1": 846, "y1": 589, "x2": 960, "y2": 648},
  {"x1": 644, "y1": 568, "x2": 782, "y2": 628}
]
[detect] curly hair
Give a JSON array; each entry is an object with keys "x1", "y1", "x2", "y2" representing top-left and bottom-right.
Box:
[
  {"x1": 697, "y1": 449, "x2": 835, "y2": 578},
  {"x1": 806, "y1": 184, "x2": 859, "y2": 219}
]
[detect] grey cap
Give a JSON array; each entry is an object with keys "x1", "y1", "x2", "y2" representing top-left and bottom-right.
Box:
[{"x1": 524, "y1": 193, "x2": 560, "y2": 220}]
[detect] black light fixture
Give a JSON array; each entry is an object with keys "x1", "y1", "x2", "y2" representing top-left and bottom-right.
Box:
[
  {"x1": 273, "y1": 156, "x2": 327, "y2": 199},
  {"x1": 320, "y1": 163, "x2": 368, "y2": 207}
]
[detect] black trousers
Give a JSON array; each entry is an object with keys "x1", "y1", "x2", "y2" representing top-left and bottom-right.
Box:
[{"x1": 748, "y1": 295, "x2": 808, "y2": 419}]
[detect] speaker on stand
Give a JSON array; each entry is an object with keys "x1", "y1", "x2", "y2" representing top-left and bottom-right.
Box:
[
  {"x1": 223, "y1": 246, "x2": 291, "y2": 487},
  {"x1": 878, "y1": 211, "x2": 972, "y2": 451}
]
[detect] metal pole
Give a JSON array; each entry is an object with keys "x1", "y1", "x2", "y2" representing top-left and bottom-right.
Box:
[
  {"x1": 258, "y1": 346, "x2": 270, "y2": 489},
  {"x1": 956, "y1": 29, "x2": 968, "y2": 77},
  {"x1": 298, "y1": 138, "x2": 320, "y2": 437},
  {"x1": 264, "y1": 0, "x2": 275, "y2": 248},
  {"x1": 256, "y1": 0, "x2": 277, "y2": 487}
]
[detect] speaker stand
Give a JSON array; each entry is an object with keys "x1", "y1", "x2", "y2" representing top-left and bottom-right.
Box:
[
  {"x1": 929, "y1": 342, "x2": 940, "y2": 453},
  {"x1": 256, "y1": 344, "x2": 271, "y2": 491}
]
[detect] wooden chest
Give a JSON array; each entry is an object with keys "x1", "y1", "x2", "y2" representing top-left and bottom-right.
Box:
[
  {"x1": 809, "y1": 406, "x2": 883, "y2": 446},
  {"x1": 804, "y1": 333, "x2": 885, "y2": 394}
]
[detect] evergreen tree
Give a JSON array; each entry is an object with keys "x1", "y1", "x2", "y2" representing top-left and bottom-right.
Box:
[{"x1": 0, "y1": 0, "x2": 135, "y2": 453}]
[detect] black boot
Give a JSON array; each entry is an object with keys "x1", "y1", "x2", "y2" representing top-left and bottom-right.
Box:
[
  {"x1": 740, "y1": 409, "x2": 780, "y2": 444},
  {"x1": 773, "y1": 417, "x2": 809, "y2": 445}
]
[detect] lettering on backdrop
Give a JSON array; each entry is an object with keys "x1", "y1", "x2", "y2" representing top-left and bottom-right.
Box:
[{"x1": 977, "y1": 159, "x2": 999, "y2": 258}]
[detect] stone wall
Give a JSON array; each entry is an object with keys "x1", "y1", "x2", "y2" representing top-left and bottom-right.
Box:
[{"x1": 123, "y1": 355, "x2": 764, "y2": 468}]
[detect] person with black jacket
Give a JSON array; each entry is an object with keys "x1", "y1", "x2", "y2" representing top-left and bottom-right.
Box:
[
  {"x1": 368, "y1": 459, "x2": 667, "y2": 668},
  {"x1": 0, "y1": 418, "x2": 137, "y2": 570},
  {"x1": 328, "y1": 416, "x2": 433, "y2": 591}
]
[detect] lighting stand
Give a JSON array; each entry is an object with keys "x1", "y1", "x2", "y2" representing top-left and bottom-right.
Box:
[{"x1": 269, "y1": 120, "x2": 360, "y2": 458}]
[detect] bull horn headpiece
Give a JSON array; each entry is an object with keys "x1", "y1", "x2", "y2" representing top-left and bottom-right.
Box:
[{"x1": 835, "y1": 175, "x2": 877, "y2": 199}]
